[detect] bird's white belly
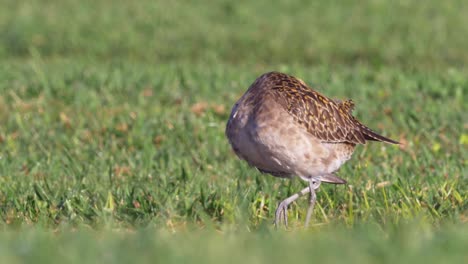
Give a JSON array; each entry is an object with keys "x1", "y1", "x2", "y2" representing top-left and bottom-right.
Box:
[
  {"x1": 251, "y1": 116, "x2": 334, "y2": 178},
  {"x1": 228, "y1": 105, "x2": 341, "y2": 179}
]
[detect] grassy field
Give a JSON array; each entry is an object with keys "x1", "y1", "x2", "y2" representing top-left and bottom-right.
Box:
[{"x1": 0, "y1": 0, "x2": 467, "y2": 263}]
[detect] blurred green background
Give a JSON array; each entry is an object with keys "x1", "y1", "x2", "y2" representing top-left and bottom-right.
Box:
[
  {"x1": 0, "y1": 0, "x2": 466, "y2": 263},
  {"x1": 2, "y1": 0, "x2": 468, "y2": 67}
]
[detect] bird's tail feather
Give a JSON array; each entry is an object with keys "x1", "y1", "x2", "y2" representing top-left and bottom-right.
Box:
[
  {"x1": 363, "y1": 128, "x2": 399, "y2": 144},
  {"x1": 357, "y1": 122, "x2": 399, "y2": 144}
]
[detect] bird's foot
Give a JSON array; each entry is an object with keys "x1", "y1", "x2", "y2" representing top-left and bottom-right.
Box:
[
  {"x1": 274, "y1": 199, "x2": 290, "y2": 227},
  {"x1": 274, "y1": 186, "x2": 311, "y2": 228}
]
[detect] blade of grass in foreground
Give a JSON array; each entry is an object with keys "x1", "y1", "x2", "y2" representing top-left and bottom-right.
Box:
[{"x1": 0, "y1": 222, "x2": 467, "y2": 264}]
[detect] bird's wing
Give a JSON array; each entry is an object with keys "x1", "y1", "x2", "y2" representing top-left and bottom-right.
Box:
[{"x1": 263, "y1": 72, "x2": 398, "y2": 144}]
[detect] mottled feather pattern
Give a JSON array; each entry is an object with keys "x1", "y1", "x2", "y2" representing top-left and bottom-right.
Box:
[
  {"x1": 256, "y1": 72, "x2": 398, "y2": 145},
  {"x1": 335, "y1": 99, "x2": 355, "y2": 114}
]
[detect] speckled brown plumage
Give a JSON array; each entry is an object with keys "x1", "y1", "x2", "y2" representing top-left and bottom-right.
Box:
[
  {"x1": 252, "y1": 72, "x2": 399, "y2": 145},
  {"x1": 226, "y1": 71, "x2": 399, "y2": 227}
]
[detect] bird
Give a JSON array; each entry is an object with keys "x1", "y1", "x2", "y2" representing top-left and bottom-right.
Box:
[{"x1": 225, "y1": 71, "x2": 399, "y2": 227}]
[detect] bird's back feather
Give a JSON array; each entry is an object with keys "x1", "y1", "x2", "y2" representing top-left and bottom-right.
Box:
[{"x1": 252, "y1": 72, "x2": 399, "y2": 145}]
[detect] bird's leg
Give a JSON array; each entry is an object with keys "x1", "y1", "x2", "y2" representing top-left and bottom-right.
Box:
[
  {"x1": 274, "y1": 186, "x2": 310, "y2": 228},
  {"x1": 304, "y1": 179, "x2": 321, "y2": 228}
]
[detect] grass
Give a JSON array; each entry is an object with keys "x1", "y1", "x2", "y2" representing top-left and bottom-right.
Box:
[
  {"x1": 0, "y1": 0, "x2": 467, "y2": 263},
  {"x1": 2, "y1": 0, "x2": 468, "y2": 67}
]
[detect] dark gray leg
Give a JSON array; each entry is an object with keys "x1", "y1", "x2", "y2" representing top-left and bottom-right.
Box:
[
  {"x1": 274, "y1": 186, "x2": 310, "y2": 228},
  {"x1": 304, "y1": 179, "x2": 321, "y2": 228}
]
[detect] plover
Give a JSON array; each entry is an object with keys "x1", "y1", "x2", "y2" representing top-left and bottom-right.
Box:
[{"x1": 226, "y1": 72, "x2": 398, "y2": 227}]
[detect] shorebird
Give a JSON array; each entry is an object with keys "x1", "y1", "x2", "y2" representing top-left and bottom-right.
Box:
[{"x1": 226, "y1": 71, "x2": 398, "y2": 227}]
